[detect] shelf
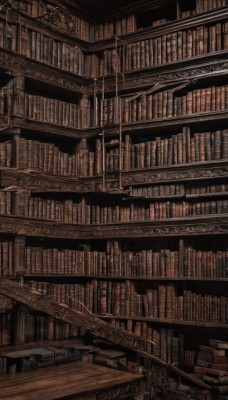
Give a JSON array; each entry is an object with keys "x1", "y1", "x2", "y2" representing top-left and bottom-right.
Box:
[
  {"x1": 0, "y1": 0, "x2": 227, "y2": 392},
  {"x1": 1, "y1": 160, "x2": 227, "y2": 195},
  {"x1": 91, "y1": 7, "x2": 228, "y2": 49},
  {"x1": 24, "y1": 275, "x2": 228, "y2": 282},
  {"x1": 123, "y1": 194, "x2": 185, "y2": 201},
  {"x1": 186, "y1": 192, "x2": 228, "y2": 199},
  {"x1": 6, "y1": 117, "x2": 83, "y2": 139},
  {"x1": 0, "y1": 48, "x2": 85, "y2": 95},
  {"x1": 97, "y1": 315, "x2": 228, "y2": 329},
  {"x1": 91, "y1": 52, "x2": 228, "y2": 97},
  {"x1": 122, "y1": 160, "x2": 228, "y2": 186},
  {"x1": 82, "y1": 214, "x2": 228, "y2": 239},
  {"x1": 125, "y1": 192, "x2": 228, "y2": 201},
  {"x1": 0, "y1": 215, "x2": 82, "y2": 239},
  {"x1": 0, "y1": 214, "x2": 227, "y2": 240},
  {"x1": 0, "y1": 168, "x2": 90, "y2": 193},
  {"x1": 102, "y1": 110, "x2": 228, "y2": 136}
]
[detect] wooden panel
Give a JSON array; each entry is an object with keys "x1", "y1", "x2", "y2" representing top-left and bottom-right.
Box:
[{"x1": 0, "y1": 361, "x2": 144, "y2": 399}]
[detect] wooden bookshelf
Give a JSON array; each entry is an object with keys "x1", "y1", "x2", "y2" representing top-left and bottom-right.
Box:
[{"x1": 0, "y1": 0, "x2": 227, "y2": 398}]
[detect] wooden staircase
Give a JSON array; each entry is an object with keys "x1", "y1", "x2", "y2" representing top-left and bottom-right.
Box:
[
  {"x1": 0, "y1": 278, "x2": 210, "y2": 390},
  {"x1": 0, "y1": 278, "x2": 145, "y2": 351}
]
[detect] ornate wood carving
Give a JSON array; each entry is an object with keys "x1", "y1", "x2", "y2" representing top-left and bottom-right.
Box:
[
  {"x1": 0, "y1": 49, "x2": 84, "y2": 92},
  {"x1": 2, "y1": 163, "x2": 228, "y2": 194},
  {"x1": 82, "y1": 220, "x2": 228, "y2": 239},
  {"x1": 41, "y1": 4, "x2": 75, "y2": 33},
  {"x1": 123, "y1": 165, "x2": 228, "y2": 186},
  {"x1": 0, "y1": 215, "x2": 227, "y2": 239},
  {"x1": 122, "y1": 59, "x2": 228, "y2": 89},
  {"x1": 0, "y1": 216, "x2": 81, "y2": 238},
  {"x1": 97, "y1": 381, "x2": 144, "y2": 400},
  {"x1": 0, "y1": 170, "x2": 94, "y2": 192},
  {"x1": 0, "y1": 294, "x2": 13, "y2": 311}
]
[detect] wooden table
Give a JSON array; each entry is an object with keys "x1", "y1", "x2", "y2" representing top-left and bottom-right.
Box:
[{"x1": 0, "y1": 361, "x2": 144, "y2": 399}]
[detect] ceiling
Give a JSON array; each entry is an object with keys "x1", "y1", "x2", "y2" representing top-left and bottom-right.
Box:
[
  {"x1": 61, "y1": 0, "x2": 167, "y2": 19},
  {"x1": 75, "y1": 0, "x2": 141, "y2": 15}
]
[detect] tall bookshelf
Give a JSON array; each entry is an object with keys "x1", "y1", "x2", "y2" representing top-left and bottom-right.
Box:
[{"x1": 0, "y1": 0, "x2": 227, "y2": 397}]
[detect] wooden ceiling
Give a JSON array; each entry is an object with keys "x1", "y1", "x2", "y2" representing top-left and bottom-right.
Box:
[{"x1": 61, "y1": 0, "x2": 170, "y2": 19}]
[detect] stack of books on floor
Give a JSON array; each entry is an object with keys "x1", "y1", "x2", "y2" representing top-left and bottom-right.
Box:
[{"x1": 195, "y1": 340, "x2": 228, "y2": 398}]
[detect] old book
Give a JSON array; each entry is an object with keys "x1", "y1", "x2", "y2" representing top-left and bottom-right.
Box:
[
  {"x1": 199, "y1": 345, "x2": 227, "y2": 358},
  {"x1": 209, "y1": 340, "x2": 228, "y2": 350}
]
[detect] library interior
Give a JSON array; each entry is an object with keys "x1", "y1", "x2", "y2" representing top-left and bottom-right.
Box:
[{"x1": 0, "y1": 0, "x2": 227, "y2": 399}]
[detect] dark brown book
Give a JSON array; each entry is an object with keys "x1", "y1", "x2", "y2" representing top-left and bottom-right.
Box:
[{"x1": 210, "y1": 340, "x2": 228, "y2": 350}]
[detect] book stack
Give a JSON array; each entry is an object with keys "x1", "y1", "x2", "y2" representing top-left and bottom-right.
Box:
[{"x1": 196, "y1": 340, "x2": 228, "y2": 396}]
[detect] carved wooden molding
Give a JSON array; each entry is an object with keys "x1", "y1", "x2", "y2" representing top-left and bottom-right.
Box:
[
  {"x1": 82, "y1": 221, "x2": 228, "y2": 239},
  {"x1": 0, "y1": 215, "x2": 227, "y2": 239},
  {"x1": 87, "y1": 53, "x2": 228, "y2": 95},
  {"x1": 1, "y1": 163, "x2": 228, "y2": 193},
  {"x1": 41, "y1": 4, "x2": 75, "y2": 34},
  {"x1": 123, "y1": 165, "x2": 228, "y2": 186},
  {"x1": 0, "y1": 49, "x2": 84, "y2": 93},
  {"x1": 0, "y1": 217, "x2": 81, "y2": 238}
]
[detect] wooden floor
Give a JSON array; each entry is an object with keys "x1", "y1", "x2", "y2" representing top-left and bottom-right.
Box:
[{"x1": 0, "y1": 362, "x2": 143, "y2": 399}]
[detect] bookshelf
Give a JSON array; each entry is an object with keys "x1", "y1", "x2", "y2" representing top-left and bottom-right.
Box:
[{"x1": 0, "y1": 0, "x2": 227, "y2": 398}]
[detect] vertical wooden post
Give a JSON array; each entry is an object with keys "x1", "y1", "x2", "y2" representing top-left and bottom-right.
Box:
[
  {"x1": 178, "y1": 238, "x2": 184, "y2": 277},
  {"x1": 13, "y1": 127, "x2": 21, "y2": 168},
  {"x1": 12, "y1": 303, "x2": 27, "y2": 345},
  {"x1": 81, "y1": 95, "x2": 90, "y2": 128},
  {"x1": 14, "y1": 235, "x2": 26, "y2": 278},
  {"x1": 101, "y1": 77, "x2": 105, "y2": 191},
  {"x1": 93, "y1": 78, "x2": 97, "y2": 126},
  {"x1": 13, "y1": 76, "x2": 25, "y2": 118}
]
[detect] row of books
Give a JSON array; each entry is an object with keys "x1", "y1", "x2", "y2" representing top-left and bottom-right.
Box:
[
  {"x1": 184, "y1": 249, "x2": 228, "y2": 278},
  {"x1": 104, "y1": 130, "x2": 228, "y2": 171},
  {"x1": 10, "y1": 0, "x2": 91, "y2": 41},
  {"x1": 2, "y1": 128, "x2": 227, "y2": 177},
  {"x1": 28, "y1": 281, "x2": 228, "y2": 324},
  {"x1": 25, "y1": 94, "x2": 82, "y2": 128},
  {"x1": 131, "y1": 182, "x2": 228, "y2": 198},
  {"x1": 187, "y1": 182, "x2": 228, "y2": 195},
  {"x1": 94, "y1": 15, "x2": 136, "y2": 42},
  {"x1": 18, "y1": 195, "x2": 82, "y2": 224},
  {"x1": 21, "y1": 28, "x2": 85, "y2": 75},
  {"x1": 131, "y1": 184, "x2": 185, "y2": 198},
  {"x1": 182, "y1": 290, "x2": 227, "y2": 324},
  {"x1": 102, "y1": 85, "x2": 228, "y2": 125},
  {"x1": 87, "y1": 199, "x2": 228, "y2": 223},
  {"x1": 6, "y1": 191, "x2": 228, "y2": 224},
  {"x1": 0, "y1": 141, "x2": 12, "y2": 167},
  {"x1": 142, "y1": 286, "x2": 228, "y2": 323},
  {"x1": 0, "y1": 241, "x2": 13, "y2": 277},
  {"x1": 97, "y1": 21, "x2": 228, "y2": 75},
  {"x1": 110, "y1": 319, "x2": 180, "y2": 363},
  {"x1": 0, "y1": 21, "x2": 17, "y2": 53},
  {"x1": 103, "y1": 247, "x2": 179, "y2": 278},
  {"x1": 4, "y1": 0, "x2": 228, "y2": 46},
  {"x1": 24, "y1": 245, "x2": 228, "y2": 278},
  {"x1": 24, "y1": 313, "x2": 80, "y2": 343},
  {"x1": 18, "y1": 138, "x2": 82, "y2": 176},
  {"x1": 25, "y1": 247, "x2": 86, "y2": 275},
  {"x1": 196, "y1": 0, "x2": 228, "y2": 13},
  {"x1": 135, "y1": 130, "x2": 227, "y2": 167}
]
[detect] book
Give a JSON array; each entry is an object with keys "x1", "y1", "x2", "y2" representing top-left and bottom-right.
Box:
[{"x1": 209, "y1": 340, "x2": 228, "y2": 350}]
